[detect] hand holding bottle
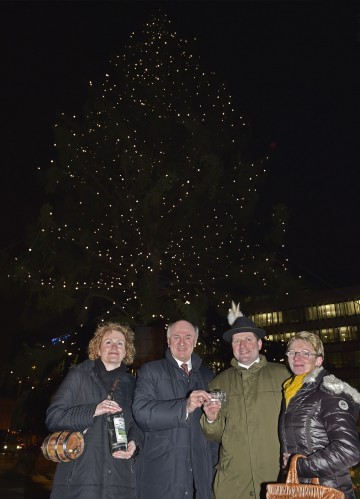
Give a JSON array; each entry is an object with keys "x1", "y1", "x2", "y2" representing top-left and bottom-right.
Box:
[
  {"x1": 112, "y1": 439, "x2": 137, "y2": 459},
  {"x1": 94, "y1": 398, "x2": 122, "y2": 417},
  {"x1": 106, "y1": 384, "x2": 128, "y2": 452}
]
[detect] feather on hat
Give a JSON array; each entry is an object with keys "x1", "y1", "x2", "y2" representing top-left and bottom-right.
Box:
[{"x1": 223, "y1": 301, "x2": 266, "y2": 342}]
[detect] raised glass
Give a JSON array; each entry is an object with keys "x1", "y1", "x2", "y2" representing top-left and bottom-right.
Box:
[{"x1": 209, "y1": 389, "x2": 226, "y2": 404}]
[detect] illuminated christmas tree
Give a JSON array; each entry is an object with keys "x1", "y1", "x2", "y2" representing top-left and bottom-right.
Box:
[{"x1": 16, "y1": 13, "x2": 290, "y2": 331}]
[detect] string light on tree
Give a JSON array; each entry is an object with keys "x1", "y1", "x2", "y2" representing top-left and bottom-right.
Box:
[{"x1": 16, "y1": 12, "x2": 291, "y2": 332}]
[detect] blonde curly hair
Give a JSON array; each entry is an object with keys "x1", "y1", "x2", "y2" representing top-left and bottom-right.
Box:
[{"x1": 87, "y1": 322, "x2": 136, "y2": 365}]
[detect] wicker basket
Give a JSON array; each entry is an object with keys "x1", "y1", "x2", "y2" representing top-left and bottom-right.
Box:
[{"x1": 266, "y1": 454, "x2": 345, "y2": 499}]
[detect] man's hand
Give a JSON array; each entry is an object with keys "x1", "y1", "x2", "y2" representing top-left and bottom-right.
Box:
[
  {"x1": 186, "y1": 390, "x2": 211, "y2": 414},
  {"x1": 203, "y1": 398, "x2": 222, "y2": 422}
]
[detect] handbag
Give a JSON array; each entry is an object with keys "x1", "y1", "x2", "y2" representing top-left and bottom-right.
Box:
[
  {"x1": 266, "y1": 454, "x2": 345, "y2": 499},
  {"x1": 41, "y1": 430, "x2": 85, "y2": 462}
]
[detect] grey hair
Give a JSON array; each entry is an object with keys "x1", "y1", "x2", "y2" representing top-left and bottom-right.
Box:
[{"x1": 167, "y1": 321, "x2": 199, "y2": 339}]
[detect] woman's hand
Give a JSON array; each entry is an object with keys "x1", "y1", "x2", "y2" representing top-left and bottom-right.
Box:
[
  {"x1": 283, "y1": 452, "x2": 291, "y2": 468},
  {"x1": 112, "y1": 440, "x2": 137, "y2": 459},
  {"x1": 93, "y1": 398, "x2": 122, "y2": 417}
]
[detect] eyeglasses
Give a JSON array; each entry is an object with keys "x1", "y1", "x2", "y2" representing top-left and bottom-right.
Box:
[{"x1": 286, "y1": 350, "x2": 318, "y2": 359}]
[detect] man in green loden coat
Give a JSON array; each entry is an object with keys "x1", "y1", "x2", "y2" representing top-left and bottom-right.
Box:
[{"x1": 200, "y1": 302, "x2": 290, "y2": 499}]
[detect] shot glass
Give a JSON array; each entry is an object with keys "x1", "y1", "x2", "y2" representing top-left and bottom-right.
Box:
[{"x1": 209, "y1": 389, "x2": 226, "y2": 405}]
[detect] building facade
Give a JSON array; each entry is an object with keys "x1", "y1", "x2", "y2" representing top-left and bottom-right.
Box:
[{"x1": 244, "y1": 286, "x2": 360, "y2": 390}]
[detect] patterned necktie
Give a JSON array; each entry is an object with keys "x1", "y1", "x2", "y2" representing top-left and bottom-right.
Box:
[{"x1": 181, "y1": 363, "x2": 189, "y2": 376}]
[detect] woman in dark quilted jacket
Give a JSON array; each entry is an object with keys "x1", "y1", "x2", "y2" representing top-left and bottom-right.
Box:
[
  {"x1": 279, "y1": 331, "x2": 360, "y2": 499},
  {"x1": 46, "y1": 322, "x2": 143, "y2": 499}
]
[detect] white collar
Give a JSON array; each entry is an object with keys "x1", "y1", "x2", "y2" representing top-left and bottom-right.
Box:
[
  {"x1": 173, "y1": 357, "x2": 192, "y2": 370},
  {"x1": 238, "y1": 357, "x2": 260, "y2": 369}
]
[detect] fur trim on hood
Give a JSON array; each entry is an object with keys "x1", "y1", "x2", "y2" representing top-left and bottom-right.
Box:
[{"x1": 304, "y1": 366, "x2": 360, "y2": 405}]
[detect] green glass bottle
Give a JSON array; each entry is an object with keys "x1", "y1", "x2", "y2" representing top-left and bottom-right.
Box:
[{"x1": 106, "y1": 387, "x2": 128, "y2": 452}]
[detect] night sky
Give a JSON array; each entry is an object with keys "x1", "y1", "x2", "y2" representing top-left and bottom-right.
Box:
[{"x1": 2, "y1": 0, "x2": 360, "y2": 304}]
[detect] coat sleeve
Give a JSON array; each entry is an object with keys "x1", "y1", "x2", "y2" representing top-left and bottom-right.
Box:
[
  {"x1": 297, "y1": 393, "x2": 360, "y2": 478},
  {"x1": 200, "y1": 412, "x2": 225, "y2": 443},
  {"x1": 46, "y1": 369, "x2": 98, "y2": 432},
  {"x1": 132, "y1": 364, "x2": 188, "y2": 431},
  {"x1": 127, "y1": 417, "x2": 144, "y2": 449},
  {"x1": 122, "y1": 377, "x2": 144, "y2": 448}
]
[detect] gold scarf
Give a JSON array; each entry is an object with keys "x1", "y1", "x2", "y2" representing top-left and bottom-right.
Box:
[{"x1": 283, "y1": 373, "x2": 308, "y2": 407}]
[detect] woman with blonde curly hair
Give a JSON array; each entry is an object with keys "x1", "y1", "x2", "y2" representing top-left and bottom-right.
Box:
[
  {"x1": 87, "y1": 322, "x2": 136, "y2": 365},
  {"x1": 46, "y1": 321, "x2": 143, "y2": 499}
]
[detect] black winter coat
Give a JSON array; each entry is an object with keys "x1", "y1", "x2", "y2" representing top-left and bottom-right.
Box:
[
  {"x1": 279, "y1": 367, "x2": 360, "y2": 499},
  {"x1": 132, "y1": 349, "x2": 218, "y2": 499},
  {"x1": 46, "y1": 359, "x2": 143, "y2": 499}
]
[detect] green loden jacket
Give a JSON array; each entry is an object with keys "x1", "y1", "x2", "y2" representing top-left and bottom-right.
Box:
[{"x1": 201, "y1": 355, "x2": 289, "y2": 499}]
